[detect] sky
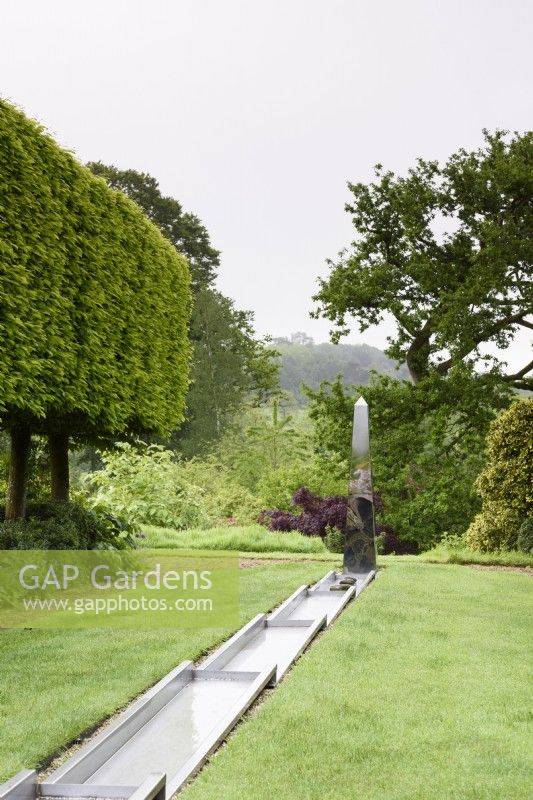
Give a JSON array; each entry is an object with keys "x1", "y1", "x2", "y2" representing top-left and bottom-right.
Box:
[{"x1": 1, "y1": 0, "x2": 531, "y2": 369}]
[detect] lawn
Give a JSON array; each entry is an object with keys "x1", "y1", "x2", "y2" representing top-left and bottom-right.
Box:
[
  {"x1": 181, "y1": 561, "x2": 533, "y2": 800},
  {"x1": 0, "y1": 560, "x2": 329, "y2": 782},
  {"x1": 140, "y1": 524, "x2": 533, "y2": 567},
  {"x1": 418, "y1": 544, "x2": 533, "y2": 568},
  {"x1": 3, "y1": 554, "x2": 531, "y2": 798},
  {"x1": 140, "y1": 523, "x2": 329, "y2": 553}
]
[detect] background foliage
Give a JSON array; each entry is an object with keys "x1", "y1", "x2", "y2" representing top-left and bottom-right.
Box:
[
  {"x1": 0, "y1": 501, "x2": 134, "y2": 550},
  {"x1": 271, "y1": 334, "x2": 407, "y2": 406},
  {"x1": 305, "y1": 370, "x2": 512, "y2": 550},
  {"x1": 176, "y1": 287, "x2": 279, "y2": 456},
  {"x1": 85, "y1": 442, "x2": 265, "y2": 530},
  {"x1": 85, "y1": 444, "x2": 209, "y2": 530}
]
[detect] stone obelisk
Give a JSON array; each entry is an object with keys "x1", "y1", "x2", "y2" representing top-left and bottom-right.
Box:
[{"x1": 343, "y1": 397, "x2": 377, "y2": 576}]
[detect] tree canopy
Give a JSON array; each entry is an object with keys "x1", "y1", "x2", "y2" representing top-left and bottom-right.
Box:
[
  {"x1": 313, "y1": 131, "x2": 533, "y2": 388},
  {"x1": 89, "y1": 162, "x2": 279, "y2": 454},
  {"x1": 175, "y1": 287, "x2": 279, "y2": 456},
  {"x1": 87, "y1": 162, "x2": 220, "y2": 290}
]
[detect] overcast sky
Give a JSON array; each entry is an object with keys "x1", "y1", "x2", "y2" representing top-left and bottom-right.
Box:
[{"x1": 1, "y1": 0, "x2": 531, "y2": 369}]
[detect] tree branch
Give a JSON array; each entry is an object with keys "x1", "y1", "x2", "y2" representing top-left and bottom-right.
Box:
[
  {"x1": 502, "y1": 358, "x2": 533, "y2": 382},
  {"x1": 518, "y1": 318, "x2": 533, "y2": 331},
  {"x1": 436, "y1": 311, "x2": 528, "y2": 375},
  {"x1": 405, "y1": 318, "x2": 433, "y2": 383}
]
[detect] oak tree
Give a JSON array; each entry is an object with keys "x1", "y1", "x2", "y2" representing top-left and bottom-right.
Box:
[{"x1": 313, "y1": 131, "x2": 533, "y2": 387}]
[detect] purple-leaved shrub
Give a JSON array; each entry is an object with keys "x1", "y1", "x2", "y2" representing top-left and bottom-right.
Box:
[
  {"x1": 261, "y1": 487, "x2": 347, "y2": 539},
  {"x1": 261, "y1": 486, "x2": 414, "y2": 553}
]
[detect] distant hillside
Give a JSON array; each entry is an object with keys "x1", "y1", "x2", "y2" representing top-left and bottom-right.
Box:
[{"x1": 271, "y1": 334, "x2": 408, "y2": 405}]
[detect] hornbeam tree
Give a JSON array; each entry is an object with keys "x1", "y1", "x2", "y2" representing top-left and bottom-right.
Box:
[
  {"x1": 0, "y1": 100, "x2": 192, "y2": 518},
  {"x1": 313, "y1": 130, "x2": 533, "y2": 388}
]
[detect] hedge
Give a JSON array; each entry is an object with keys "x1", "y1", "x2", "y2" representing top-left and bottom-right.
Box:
[
  {"x1": 465, "y1": 398, "x2": 533, "y2": 551},
  {"x1": 0, "y1": 99, "x2": 192, "y2": 515}
]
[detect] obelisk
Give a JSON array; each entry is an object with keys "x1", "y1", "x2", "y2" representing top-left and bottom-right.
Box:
[{"x1": 343, "y1": 397, "x2": 377, "y2": 576}]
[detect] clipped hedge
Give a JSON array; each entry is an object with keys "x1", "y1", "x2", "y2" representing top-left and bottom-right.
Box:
[
  {"x1": 465, "y1": 398, "x2": 533, "y2": 551},
  {"x1": 0, "y1": 99, "x2": 191, "y2": 438}
]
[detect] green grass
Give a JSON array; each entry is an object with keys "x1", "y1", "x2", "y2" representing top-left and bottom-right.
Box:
[
  {"x1": 140, "y1": 523, "x2": 328, "y2": 554},
  {"x1": 140, "y1": 523, "x2": 533, "y2": 570},
  {"x1": 419, "y1": 544, "x2": 533, "y2": 567},
  {"x1": 140, "y1": 524, "x2": 533, "y2": 569},
  {"x1": 0, "y1": 561, "x2": 328, "y2": 782},
  {"x1": 4, "y1": 539, "x2": 530, "y2": 796},
  {"x1": 181, "y1": 561, "x2": 533, "y2": 800},
  {"x1": 238, "y1": 550, "x2": 340, "y2": 562}
]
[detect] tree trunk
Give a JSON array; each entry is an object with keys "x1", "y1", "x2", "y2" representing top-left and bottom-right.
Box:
[
  {"x1": 5, "y1": 427, "x2": 31, "y2": 520},
  {"x1": 406, "y1": 358, "x2": 423, "y2": 384},
  {"x1": 403, "y1": 318, "x2": 434, "y2": 384},
  {"x1": 406, "y1": 335, "x2": 432, "y2": 383},
  {"x1": 49, "y1": 432, "x2": 70, "y2": 503}
]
